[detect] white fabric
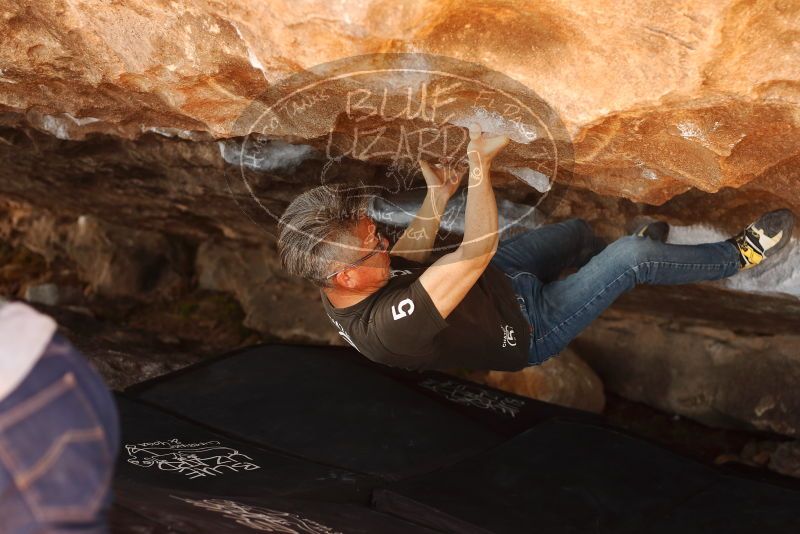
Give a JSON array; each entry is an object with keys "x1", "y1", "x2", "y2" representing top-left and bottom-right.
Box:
[{"x1": 0, "y1": 302, "x2": 57, "y2": 401}]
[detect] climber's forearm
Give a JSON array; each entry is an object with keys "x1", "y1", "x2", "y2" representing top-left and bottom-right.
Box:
[
  {"x1": 389, "y1": 189, "x2": 450, "y2": 263},
  {"x1": 458, "y1": 153, "x2": 499, "y2": 263}
]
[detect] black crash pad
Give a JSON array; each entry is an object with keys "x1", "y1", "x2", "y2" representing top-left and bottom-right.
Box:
[
  {"x1": 109, "y1": 503, "x2": 174, "y2": 534},
  {"x1": 113, "y1": 481, "x2": 437, "y2": 534},
  {"x1": 115, "y1": 395, "x2": 379, "y2": 504},
  {"x1": 375, "y1": 364, "x2": 603, "y2": 435},
  {"x1": 373, "y1": 419, "x2": 800, "y2": 534},
  {"x1": 128, "y1": 344, "x2": 507, "y2": 479}
]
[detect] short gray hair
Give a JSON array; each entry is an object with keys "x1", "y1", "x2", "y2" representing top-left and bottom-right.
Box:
[{"x1": 277, "y1": 184, "x2": 372, "y2": 287}]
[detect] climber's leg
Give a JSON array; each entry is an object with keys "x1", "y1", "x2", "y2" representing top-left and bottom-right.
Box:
[
  {"x1": 526, "y1": 235, "x2": 741, "y2": 364},
  {"x1": 490, "y1": 218, "x2": 607, "y2": 283}
]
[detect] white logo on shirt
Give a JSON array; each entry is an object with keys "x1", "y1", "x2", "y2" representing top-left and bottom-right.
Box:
[
  {"x1": 391, "y1": 298, "x2": 415, "y2": 320},
  {"x1": 329, "y1": 317, "x2": 358, "y2": 351},
  {"x1": 501, "y1": 324, "x2": 516, "y2": 348},
  {"x1": 390, "y1": 269, "x2": 412, "y2": 278}
]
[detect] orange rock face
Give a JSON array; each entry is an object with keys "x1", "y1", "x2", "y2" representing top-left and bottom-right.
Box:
[
  {"x1": 1, "y1": 1, "x2": 799, "y2": 435},
  {"x1": 466, "y1": 348, "x2": 606, "y2": 414},
  {"x1": 1, "y1": 0, "x2": 798, "y2": 211}
]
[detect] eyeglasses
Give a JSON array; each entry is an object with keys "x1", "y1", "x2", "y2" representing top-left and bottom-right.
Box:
[{"x1": 325, "y1": 230, "x2": 387, "y2": 281}]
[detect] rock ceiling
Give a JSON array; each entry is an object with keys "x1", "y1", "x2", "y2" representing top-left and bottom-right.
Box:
[{"x1": 1, "y1": 0, "x2": 798, "y2": 211}]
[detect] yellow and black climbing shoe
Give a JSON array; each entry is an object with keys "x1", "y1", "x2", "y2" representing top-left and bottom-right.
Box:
[
  {"x1": 632, "y1": 220, "x2": 670, "y2": 242},
  {"x1": 726, "y1": 208, "x2": 795, "y2": 270}
]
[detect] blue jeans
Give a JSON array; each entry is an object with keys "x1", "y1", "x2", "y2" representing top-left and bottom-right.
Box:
[
  {"x1": 490, "y1": 218, "x2": 741, "y2": 365},
  {"x1": 0, "y1": 334, "x2": 120, "y2": 534}
]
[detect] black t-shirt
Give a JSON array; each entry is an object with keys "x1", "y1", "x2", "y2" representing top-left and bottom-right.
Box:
[{"x1": 320, "y1": 256, "x2": 531, "y2": 372}]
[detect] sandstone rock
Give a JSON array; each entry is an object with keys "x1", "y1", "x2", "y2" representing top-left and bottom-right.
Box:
[
  {"x1": 0, "y1": 1, "x2": 797, "y2": 212},
  {"x1": 0, "y1": 0, "x2": 798, "y2": 441},
  {"x1": 768, "y1": 440, "x2": 800, "y2": 479},
  {"x1": 24, "y1": 282, "x2": 60, "y2": 306},
  {"x1": 0, "y1": 229, "x2": 50, "y2": 298},
  {"x1": 3, "y1": 199, "x2": 195, "y2": 301},
  {"x1": 196, "y1": 238, "x2": 339, "y2": 344},
  {"x1": 39, "y1": 303, "x2": 204, "y2": 391},
  {"x1": 573, "y1": 308, "x2": 800, "y2": 437},
  {"x1": 466, "y1": 348, "x2": 605, "y2": 413},
  {"x1": 0, "y1": 205, "x2": 68, "y2": 262},
  {"x1": 715, "y1": 439, "x2": 800, "y2": 480},
  {"x1": 67, "y1": 215, "x2": 190, "y2": 299},
  {"x1": 0, "y1": 127, "x2": 377, "y2": 246}
]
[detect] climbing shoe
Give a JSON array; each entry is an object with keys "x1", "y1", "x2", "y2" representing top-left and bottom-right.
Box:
[
  {"x1": 632, "y1": 220, "x2": 670, "y2": 242},
  {"x1": 727, "y1": 208, "x2": 795, "y2": 270}
]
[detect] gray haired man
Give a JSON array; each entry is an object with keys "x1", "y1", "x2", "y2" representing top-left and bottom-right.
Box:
[{"x1": 278, "y1": 123, "x2": 794, "y2": 372}]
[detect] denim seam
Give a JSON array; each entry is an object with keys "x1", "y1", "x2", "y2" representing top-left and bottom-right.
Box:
[
  {"x1": 28, "y1": 378, "x2": 113, "y2": 523},
  {"x1": 17, "y1": 427, "x2": 105, "y2": 490},
  {"x1": 0, "y1": 373, "x2": 76, "y2": 432},
  {"x1": 27, "y1": 468, "x2": 112, "y2": 523},
  {"x1": 68, "y1": 373, "x2": 111, "y2": 461},
  {"x1": 537, "y1": 258, "x2": 737, "y2": 343},
  {"x1": 54, "y1": 338, "x2": 118, "y2": 459},
  {"x1": 41, "y1": 339, "x2": 70, "y2": 358}
]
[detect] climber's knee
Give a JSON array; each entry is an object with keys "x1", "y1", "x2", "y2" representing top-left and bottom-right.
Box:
[{"x1": 605, "y1": 235, "x2": 661, "y2": 270}]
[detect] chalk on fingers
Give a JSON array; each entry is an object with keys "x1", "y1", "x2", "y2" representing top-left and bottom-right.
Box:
[{"x1": 469, "y1": 123, "x2": 482, "y2": 140}]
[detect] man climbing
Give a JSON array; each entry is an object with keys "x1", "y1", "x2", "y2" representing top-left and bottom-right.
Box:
[{"x1": 277, "y1": 123, "x2": 795, "y2": 371}]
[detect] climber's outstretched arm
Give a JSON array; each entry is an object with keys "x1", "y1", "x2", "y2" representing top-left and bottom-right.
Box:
[
  {"x1": 389, "y1": 159, "x2": 465, "y2": 263},
  {"x1": 418, "y1": 124, "x2": 509, "y2": 319}
]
